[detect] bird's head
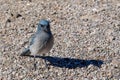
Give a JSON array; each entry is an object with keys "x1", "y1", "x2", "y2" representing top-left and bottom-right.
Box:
[{"x1": 37, "y1": 19, "x2": 51, "y2": 32}]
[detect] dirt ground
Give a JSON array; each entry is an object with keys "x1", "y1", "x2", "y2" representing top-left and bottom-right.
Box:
[{"x1": 0, "y1": 0, "x2": 120, "y2": 80}]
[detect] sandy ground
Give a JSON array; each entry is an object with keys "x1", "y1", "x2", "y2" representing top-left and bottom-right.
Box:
[{"x1": 0, "y1": 0, "x2": 120, "y2": 80}]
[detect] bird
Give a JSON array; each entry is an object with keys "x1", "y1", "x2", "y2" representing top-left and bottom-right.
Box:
[{"x1": 20, "y1": 19, "x2": 54, "y2": 69}]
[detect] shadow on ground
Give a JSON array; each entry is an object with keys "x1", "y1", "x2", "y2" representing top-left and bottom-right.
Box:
[{"x1": 29, "y1": 55, "x2": 104, "y2": 69}]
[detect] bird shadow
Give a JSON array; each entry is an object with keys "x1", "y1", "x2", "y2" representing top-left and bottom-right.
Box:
[{"x1": 29, "y1": 55, "x2": 104, "y2": 69}]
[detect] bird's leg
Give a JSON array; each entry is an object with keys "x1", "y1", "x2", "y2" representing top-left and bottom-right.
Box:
[
  {"x1": 34, "y1": 55, "x2": 37, "y2": 71},
  {"x1": 45, "y1": 58, "x2": 50, "y2": 69},
  {"x1": 45, "y1": 59, "x2": 48, "y2": 67}
]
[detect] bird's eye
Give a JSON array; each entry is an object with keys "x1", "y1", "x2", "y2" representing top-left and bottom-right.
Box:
[{"x1": 41, "y1": 24, "x2": 44, "y2": 27}]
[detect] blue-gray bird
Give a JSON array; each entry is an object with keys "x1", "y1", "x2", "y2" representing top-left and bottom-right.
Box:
[{"x1": 20, "y1": 20, "x2": 54, "y2": 67}]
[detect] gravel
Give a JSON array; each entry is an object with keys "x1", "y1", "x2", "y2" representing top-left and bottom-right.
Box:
[{"x1": 0, "y1": 0, "x2": 120, "y2": 80}]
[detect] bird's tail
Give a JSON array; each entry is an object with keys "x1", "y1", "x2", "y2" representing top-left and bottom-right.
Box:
[{"x1": 20, "y1": 48, "x2": 31, "y2": 56}]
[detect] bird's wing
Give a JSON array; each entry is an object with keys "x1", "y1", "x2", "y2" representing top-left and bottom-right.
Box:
[
  {"x1": 29, "y1": 30, "x2": 42, "y2": 46},
  {"x1": 29, "y1": 33, "x2": 36, "y2": 46}
]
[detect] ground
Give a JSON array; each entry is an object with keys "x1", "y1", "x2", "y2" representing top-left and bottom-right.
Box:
[{"x1": 0, "y1": 0, "x2": 120, "y2": 80}]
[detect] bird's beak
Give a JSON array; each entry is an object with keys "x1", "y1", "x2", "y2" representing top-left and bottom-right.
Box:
[
  {"x1": 44, "y1": 26, "x2": 48, "y2": 32},
  {"x1": 44, "y1": 29, "x2": 48, "y2": 32}
]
